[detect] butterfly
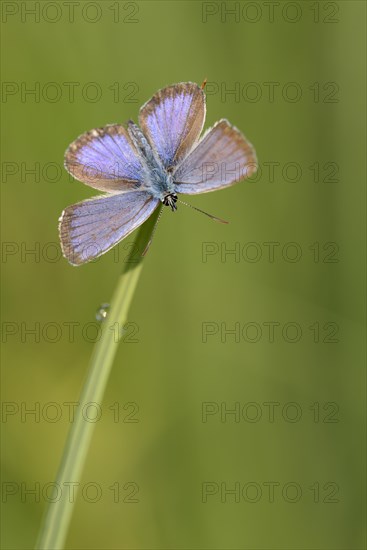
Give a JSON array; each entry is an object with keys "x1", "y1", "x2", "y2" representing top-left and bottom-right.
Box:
[{"x1": 59, "y1": 81, "x2": 257, "y2": 265}]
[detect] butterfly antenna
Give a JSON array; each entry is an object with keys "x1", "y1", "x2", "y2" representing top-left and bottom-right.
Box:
[
  {"x1": 200, "y1": 78, "x2": 207, "y2": 90},
  {"x1": 142, "y1": 206, "x2": 164, "y2": 256},
  {"x1": 177, "y1": 199, "x2": 228, "y2": 224}
]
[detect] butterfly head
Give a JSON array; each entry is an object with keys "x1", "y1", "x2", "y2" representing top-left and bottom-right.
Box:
[{"x1": 162, "y1": 193, "x2": 178, "y2": 211}]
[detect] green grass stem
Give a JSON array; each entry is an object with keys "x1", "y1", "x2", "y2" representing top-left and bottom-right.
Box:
[{"x1": 35, "y1": 206, "x2": 162, "y2": 549}]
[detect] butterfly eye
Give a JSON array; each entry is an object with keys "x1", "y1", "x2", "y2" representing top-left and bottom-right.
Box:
[{"x1": 162, "y1": 193, "x2": 178, "y2": 211}]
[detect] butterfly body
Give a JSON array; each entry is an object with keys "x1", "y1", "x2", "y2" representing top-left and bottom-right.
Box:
[
  {"x1": 126, "y1": 120, "x2": 177, "y2": 204},
  {"x1": 60, "y1": 81, "x2": 257, "y2": 265}
]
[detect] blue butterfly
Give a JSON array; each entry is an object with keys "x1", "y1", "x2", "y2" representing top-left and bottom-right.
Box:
[{"x1": 59, "y1": 81, "x2": 257, "y2": 265}]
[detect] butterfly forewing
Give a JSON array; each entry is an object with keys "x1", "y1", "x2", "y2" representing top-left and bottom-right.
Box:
[
  {"x1": 139, "y1": 82, "x2": 206, "y2": 170},
  {"x1": 64, "y1": 124, "x2": 147, "y2": 193},
  {"x1": 59, "y1": 191, "x2": 159, "y2": 265},
  {"x1": 174, "y1": 119, "x2": 257, "y2": 194}
]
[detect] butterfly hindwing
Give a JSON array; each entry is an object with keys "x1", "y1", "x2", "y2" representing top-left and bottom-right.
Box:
[
  {"x1": 64, "y1": 124, "x2": 147, "y2": 193},
  {"x1": 59, "y1": 191, "x2": 159, "y2": 265},
  {"x1": 139, "y1": 82, "x2": 206, "y2": 170},
  {"x1": 173, "y1": 119, "x2": 257, "y2": 194}
]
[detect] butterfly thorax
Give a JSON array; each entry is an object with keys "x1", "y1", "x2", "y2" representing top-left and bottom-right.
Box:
[{"x1": 127, "y1": 121, "x2": 176, "y2": 203}]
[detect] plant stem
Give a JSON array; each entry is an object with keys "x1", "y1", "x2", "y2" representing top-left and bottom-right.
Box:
[{"x1": 35, "y1": 206, "x2": 162, "y2": 550}]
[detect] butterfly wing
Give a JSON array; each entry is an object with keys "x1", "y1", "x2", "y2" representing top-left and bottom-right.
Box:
[
  {"x1": 139, "y1": 82, "x2": 206, "y2": 170},
  {"x1": 173, "y1": 119, "x2": 257, "y2": 194},
  {"x1": 59, "y1": 191, "x2": 159, "y2": 265},
  {"x1": 64, "y1": 124, "x2": 147, "y2": 193}
]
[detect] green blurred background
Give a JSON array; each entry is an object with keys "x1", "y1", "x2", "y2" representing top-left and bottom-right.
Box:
[{"x1": 1, "y1": 1, "x2": 366, "y2": 548}]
